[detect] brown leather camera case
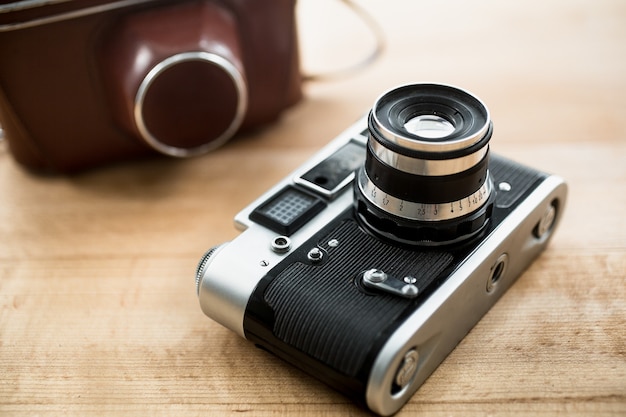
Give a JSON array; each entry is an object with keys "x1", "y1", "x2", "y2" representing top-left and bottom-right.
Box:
[{"x1": 0, "y1": 0, "x2": 302, "y2": 172}]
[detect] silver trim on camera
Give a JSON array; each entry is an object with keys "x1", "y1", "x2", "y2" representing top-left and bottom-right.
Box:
[{"x1": 134, "y1": 51, "x2": 248, "y2": 158}]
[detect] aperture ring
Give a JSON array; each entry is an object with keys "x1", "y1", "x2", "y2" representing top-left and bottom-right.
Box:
[{"x1": 357, "y1": 168, "x2": 493, "y2": 222}]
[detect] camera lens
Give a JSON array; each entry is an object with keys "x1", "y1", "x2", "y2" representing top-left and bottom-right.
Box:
[{"x1": 355, "y1": 83, "x2": 495, "y2": 246}]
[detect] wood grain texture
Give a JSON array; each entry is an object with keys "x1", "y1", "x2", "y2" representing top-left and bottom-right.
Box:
[{"x1": 1, "y1": 0, "x2": 625, "y2": 415}]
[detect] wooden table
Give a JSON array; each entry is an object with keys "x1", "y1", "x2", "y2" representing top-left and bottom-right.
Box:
[{"x1": 1, "y1": 1, "x2": 624, "y2": 415}]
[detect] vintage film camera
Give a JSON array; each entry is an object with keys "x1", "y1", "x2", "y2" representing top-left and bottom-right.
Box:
[
  {"x1": 196, "y1": 83, "x2": 567, "y2": 415},
  {"x1": 0, "y1": 0, "x2": 301, "y2": 172}
]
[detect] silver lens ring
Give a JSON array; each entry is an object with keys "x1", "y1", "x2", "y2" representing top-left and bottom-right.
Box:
[
  {"x1": 369, "y1": 140, "x2": 489, "y2": 176},
  {"x1": 371, "y1": 83, "x2": 491, "y2": 154},
  {"x1": 135, "y1": 51, "x2": 248, "y2": 158}
]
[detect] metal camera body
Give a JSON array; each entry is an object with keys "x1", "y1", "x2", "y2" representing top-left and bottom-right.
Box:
[
  {"x1": 0, "y1": 0, "x2": 301, "y2": 172},
  {"x1": 196, "y1": 84, "x2": 567, "y2": 416}
]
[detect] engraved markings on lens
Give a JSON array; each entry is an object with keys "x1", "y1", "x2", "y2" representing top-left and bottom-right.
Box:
[{"x1": 358, "y1": 169, "x2": 492, "y2": 222}]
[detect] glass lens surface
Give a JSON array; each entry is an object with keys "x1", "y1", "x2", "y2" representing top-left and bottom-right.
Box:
[{"x1": 403, "y1": 114, "x2": 454, "y2": 139}]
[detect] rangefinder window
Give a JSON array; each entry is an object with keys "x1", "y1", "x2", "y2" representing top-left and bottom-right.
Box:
[{"x1": 297, "y1": 140, "x2": 366, "y2": 199}]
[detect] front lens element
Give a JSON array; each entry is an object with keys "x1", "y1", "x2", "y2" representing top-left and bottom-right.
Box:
[
  {"x1": 355, "y1": 83, "x2": 495, "y2": 246},
  {"x1": 403, "y1": 114, "x2": 455, "y2": 139}
]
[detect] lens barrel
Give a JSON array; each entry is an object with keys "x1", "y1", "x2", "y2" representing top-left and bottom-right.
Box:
[{"x1": 355, "y1": 84, "x2": 495, "y2": 246}]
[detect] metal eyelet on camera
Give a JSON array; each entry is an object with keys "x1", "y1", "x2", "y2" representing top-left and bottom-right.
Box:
[
  {"x1": 270, "y1": 236, "x2": 291, "y2": 254},
  {"x1": 307, "y1": 247, "x2": 324, "y2": 263}
]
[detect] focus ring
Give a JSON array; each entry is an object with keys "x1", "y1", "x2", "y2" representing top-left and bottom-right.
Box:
[
  {"x1": 355, "y1": 184, "x2": 495, "y2": 246},
  {"x1": 357, "y1": 168, "x2": 493, "y2": 222}
]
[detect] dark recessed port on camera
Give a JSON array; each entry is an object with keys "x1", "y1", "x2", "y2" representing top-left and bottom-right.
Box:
[{"x1": 487, "y1": 253, "x2": 509, "y2": 293}]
